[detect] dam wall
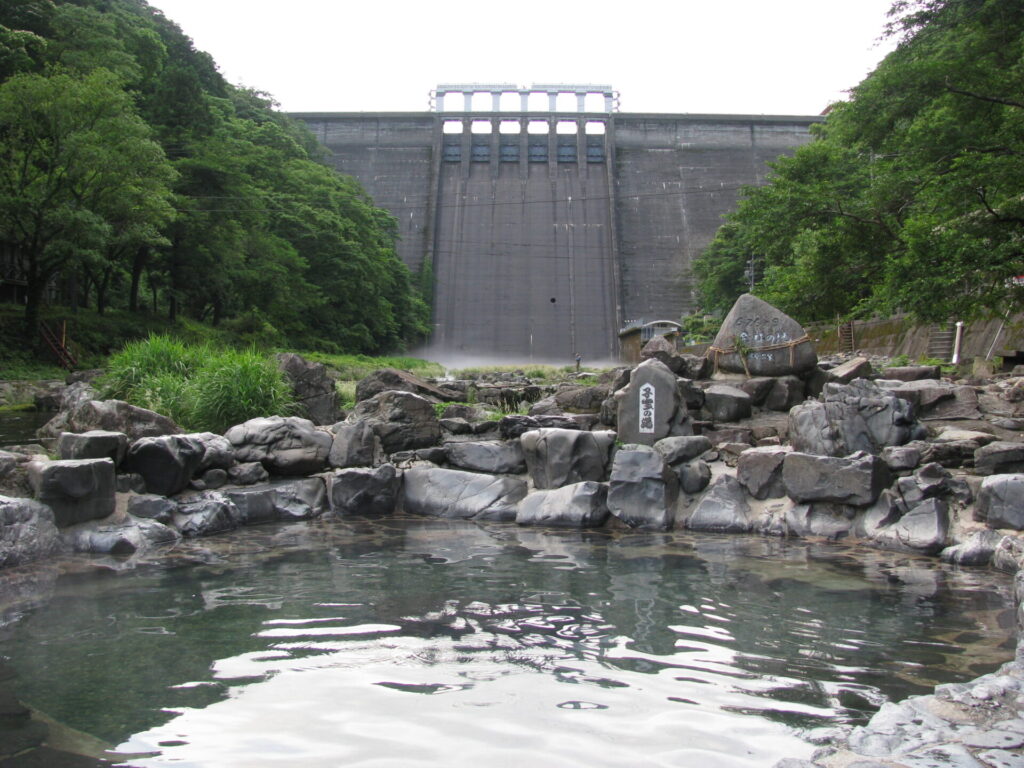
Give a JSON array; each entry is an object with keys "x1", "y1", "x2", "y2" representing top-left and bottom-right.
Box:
[{"x1": 294, "y1": 108, "x2": 820, "y2": 360}]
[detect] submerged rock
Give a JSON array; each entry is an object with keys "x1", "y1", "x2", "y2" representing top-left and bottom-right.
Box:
[
  {"x1": 328, "y1": 465, "x2": 401, "y2": 516},
  {"x1": 517, "y1": 481, "x2": 610, "y2": 528}
]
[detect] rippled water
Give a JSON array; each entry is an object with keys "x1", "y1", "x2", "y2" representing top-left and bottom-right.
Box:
[
  {"x1": 0, "y1": 410, "x2": 49, "y2": 447},
  {"x1": 0, "y1": 518, "x2": 1015, "y2": 767}
]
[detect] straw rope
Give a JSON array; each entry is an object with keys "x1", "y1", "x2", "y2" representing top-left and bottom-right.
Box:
[{"x1": 707, "y1": 334, "x2": 811, "y2": 375}]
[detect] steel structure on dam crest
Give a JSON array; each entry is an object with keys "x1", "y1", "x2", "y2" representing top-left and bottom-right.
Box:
[{"x1": 292, "y1": 85, "x2": 821, "y2": 361}]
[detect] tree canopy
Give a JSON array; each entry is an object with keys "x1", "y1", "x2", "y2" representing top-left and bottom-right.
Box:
[
  {"x1": 0, "y1": 0, "x2": 429, "y2": 353},
  {"x1": 694, "y1": 0, "x2": 1024, "y2": 325}
]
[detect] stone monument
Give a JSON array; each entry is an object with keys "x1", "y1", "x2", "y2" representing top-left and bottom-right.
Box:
[{"x1": 706, "y1": 294, "x2": 817, "y2": 377}]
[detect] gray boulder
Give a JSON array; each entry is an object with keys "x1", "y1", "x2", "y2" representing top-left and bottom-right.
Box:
[
  {"x1": 784, "y1": 503, "x2": 856, "y2": 540},
  {"x1": 685, "y1": 475, "x2": 753, "y2": 533},
  {"x1": 350, "y1": 391, "x2": 441, "y2": 454},
  {"x1": 607, "y1": 448, "x2": 678, "y2": 530},
  {"x1": 676, "y1": 459, "x2": 712, "y2": 494},
  {"x1": 61, "y1": 516, "x2": 180, "y2": 555},
  {"x1": 354, "y1": 367, "x2": 458, "y2": 404},
  {"x1": 276, "y1": 352, "x2": 341, "y2": 426},
  {"x1": 56, "y1": 430, "x2": 128, "y2": 465},
  {"x1": 446, "y1": 440, "x2": 526, "y2": 474},
  {"x1": 499, "y1": 414, "x2": 581, "y2": 439},
  {"x1": 940, "y1": 530, "x2": 1003, "y2": 567},
  {"x1": 68, "y1": 398, "x2": 183, "y2": 441},
  {"x1": 765, "y1": 376, "x2": 805, "y2": 412},
  {"x1": 172, "y1": 492, "x2": 242, "y2": 537},
  {"x1": 702, "y1": 385, "x2": 752, "y2": 423},
  {"x1": 227, "y1": 461, "x2": 269, "y2": 486},
  {"x1": 782, "y1": 451, "x2": 891, "y2": 506},
  {"x1": 707, "y1": 293, "x2": 817, "y2": 376},
  {"x1": 882, "y1": 365, "x2": 941, "y2": 381},
  {"x1": 27, "y1": 458, "x2": 116, "y2": 527},
  {"x1": 191, "y1": 432, "x2": 235, "y2": 471},
  {"x1": 516, "y1": 481, "x2": 610, "y2": 528},
  {"x1": 737, "y1": 446, "x2": 790, "y2": 500},
  {"x1": 328, "y1": 464, "x2": 401, "y2": 516},
  {"x1": 225, "y1": 416, "x2": 332, "y2": 475},
  {"x1": 225, "y1": 478, "x2": 327, "y2": 524},
  {"x1": 123, "y1": 434, "x2": 206, "y2": 496},
  {"x1": 654, "y1": 435, "x2": 712, "y2": 465},
  {"x1": 403, "y1": 467, "x2": 527, "y2": 521},
  {"x1": 872, "y1": 498, "x2": 949, "y2": 555},
  {"x1": 328, "y1": 421, "x2": 378, "y2": 468},
  {"x1": 0, "y1": 496, "x2": 59, "y2": 568},
  {"x1": 788, "y1": 379, "x2": 923, "y2": 457},
  {"x1": 127, "y1": 494, "x2": 178, "y2": 524},
  {"x1": 880, "y1": 445, "x2": 922, "y2": 473},
  {"x1": 615, "y1": 358, "x2": 689, "y2": 445},
  {"x1": 520, "y1": 428, "x2": 616, "y2": 490},
  {"x1": 975, "y1": 442, "x2": 1024, "y2": 475},
  {"x1": 828, "y1": 356, "x2": 874, "y2": 384},
  {"x1": 975, "y1": 474, "x2": 1024, "y2": 530},
  {"x1": 738, "y1": 377, "x2": 775, "y2": 407}
]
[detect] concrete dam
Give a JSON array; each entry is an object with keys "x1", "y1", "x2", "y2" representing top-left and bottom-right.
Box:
[{"x1": 293, "y1": 85, "x2": 820, "y2": 361}]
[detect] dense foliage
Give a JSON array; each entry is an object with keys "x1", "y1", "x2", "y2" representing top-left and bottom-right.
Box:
[
  {"x1": 0, "y1": 0, "x2": 430, "y2": 353},
  {"x1": 100, "y1": 335, "x2": 296, "y2": 433},
  {"x1": 695, "y1": 0, "x2": 1024, "y2": 324}
]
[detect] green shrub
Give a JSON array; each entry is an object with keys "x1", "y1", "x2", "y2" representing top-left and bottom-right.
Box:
[
  {"x1": 101, "y1": 334, "x2": 206, "y2": 400},
  {"x1": 188, "y1": 348, "x2": 296, "y2": 434}
]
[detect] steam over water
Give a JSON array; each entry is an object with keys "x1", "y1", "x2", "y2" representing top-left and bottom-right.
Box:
[{"x1": 0, "y1": 518, "x2": 1014, "y2": 767}]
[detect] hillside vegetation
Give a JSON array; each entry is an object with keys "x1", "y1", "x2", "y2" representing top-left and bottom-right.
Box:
[
  {"x1": 695, "y1": 0, "x2": 1024, "y2": 325},
  {"x1": 0, "y1": 0, "x2": 430, "y2": 356}
]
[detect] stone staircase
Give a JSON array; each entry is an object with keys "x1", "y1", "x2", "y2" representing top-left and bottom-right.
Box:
[
  {"x1": 926, "y1": 324, "x2": 957, "y2": 362},
  {"x1": 837, "y1": 321, "x2": 856, "y2": 354}
]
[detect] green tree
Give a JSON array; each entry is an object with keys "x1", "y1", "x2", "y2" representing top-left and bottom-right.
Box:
[{"x1": 0, "y1": 69, "x2": 176, "y2": 335}]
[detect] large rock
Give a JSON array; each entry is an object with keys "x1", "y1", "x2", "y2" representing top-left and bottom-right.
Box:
[
  {"x1": 685, "y1": 475, "x2": 754, "y2": 533},
  {"x1": 26, "y1": 458, "x2": 116, "y2": 527},
  {"x1": 226, "y1": 478, "x2": 327, "y2": 524},
  {"x1": 127, "y1": 494, "x2": 177, "y2": 524},
  {"x1": 0, "y1": 496, "x2": 59, "y2": 568},
  {"x1": 550, "y1": 384, "x2": 611, "y2": 414},
  {"x1": 516, "y1": 481, "x2": 610, "y2": 528},
  {"x1": 784, "y1": 503, "x2": 856, "y2": 540},
  {"x1": 68, "y1": 398, "x2": 183, "y2": 440},
  {"x1": 702, "y1": 384, "x2": 752, "y2": 423},
  {"x1": 445, "y1": 440, "x2": 526, "y2": 474},
  {"x1": 706, "y1": 294, "x2": 817, "y2": 376},
  {"x1": 328, "y1": 465, "x2": 401, "y2": 516},
  {"x1": 782, "y1": 451, "x2": 891, "y2": 506},
  {"x1": 275, "y1": 352, "x2": 341, "y2": 426},
  {"x1": 614, "y1": 358, "x2": 689, "y2": 446},
  {"x1": 974, "y1": 441, "x2": 1024, "y2": 475},
  {"x1": 737, "y1": 446, "x2": 790, "y2": 500},
  {"x1": 653, "y1": 435, "x2": 712, "y2": 465},
  {"x1": 882, "y1": 365, "x2": 941, "y2": 382},
  {"x1": 191, "y1": 432, "x2": 235, "y2": 472},
  {"x1": 225, "y1": 416, "x2": 332, "y2": 475},
  {"x1": 328, "y1": 421, "x2": 378, "y2": 468},
  {"x1": 975, "y1": 474, "x2": 1024, "y2": 530},
  {"x1": 56, "y1": 430, "x2": 128, "y2": 465},
  {"x1": 828, "y1": 356, "x2": 874, "y2": 384},
  {"x1": 172, "y1": 492, "x2": 242, "y2": 537},
  {"x1": 607, "y1": 448, "x2": 678, "y2": 530},
  {"x1": 788, "y1": 379, "x2": 923, "y2": 457},
  {"x1": 765, "y1": 376, "x2": 806, "y2": 412},
  {"x1": 123, "y1": 434, "x2": 206, "y2": 496},
  {"x1": 354, "y1": 367, "x2": 458, "y2": 404},
  {"x1": 499, "y1": 414, "x2": 581, "y2": 439},
  {"x1": 402, "y1": 467, "x2": 527, "y2": 521},
  {"x1": 349, "y1": 391, "x2": 441, "y2": 454},
  {"x1": 520, "y1": 428, "x2": 615, "y2": 489},
  {"x1": 61, "y1": 516, "x2": 180, "y2": 555},
  {"x1": 872, "y1": 498, "x2": 949, "y2": 555}
]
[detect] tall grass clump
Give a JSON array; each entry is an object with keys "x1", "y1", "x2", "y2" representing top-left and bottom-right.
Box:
[
  {"x1": 100, "y1": 336, "x2": 296, "y2": 433},
  {"x1": 188, "y1": 348, "x2": 296, "y2": 434}
]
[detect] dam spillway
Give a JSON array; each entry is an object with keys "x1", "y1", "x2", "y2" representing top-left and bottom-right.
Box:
[{"x1": 293, "y1": 86, "x2": 820, "y2": 360}]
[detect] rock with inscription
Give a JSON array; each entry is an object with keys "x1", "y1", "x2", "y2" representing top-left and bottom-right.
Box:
[
  {"x1": 706, "y1": 294, "x2": 817, "y2": 376},
  {"x1": 614, "y1": 359, "x2": 689, "y2": 446},
  {"x1": 403, "y1": 467, "x2": 527, "y2": 521},
  {"x1": 328, "y1": 464, "x2": 401, "y2": 516},
  {"x1": 516, "y1": 481, "x2": 610, "y2": 528},
  {"x1": 520, "y1": 428, "x2": 615, "y2": 489},
  {"x1": 607, "y1": 448, "x2": 678, "y2": 530}
]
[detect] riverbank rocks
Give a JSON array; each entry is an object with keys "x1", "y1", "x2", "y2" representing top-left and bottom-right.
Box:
[
  {"x1": 56, "y1": 430, "x2": 128, "y2": 465},
  {"x1": 225, "y1": 478, "x2": 327, "y2": 524},
  {"x1": 737, "y1": 446, "x2": 790, "y2": 500},
  {"x1": 61, "y1": 516, "x2": 180, "y2": 555},
  {"x1": 68, "y1": 398, "x2": 182, "y2": 441},
  {"x1": 354, "y1": 367, "x2": 458, "y2": 404},
  {"x1": 403, "y1": 467, "x2": 527, "y2": 521},
  {"x1": 873, "y1": 497, "x2": 950, "y2": 554},
  {"x1": 789, "y1": 379, "x2": 923, "y2": 457},
  {"x1": 686, "y1": 475, "x2": 754, "y2": 533},
  {"x1": 0, "y1": 496, "x2": 58, "y2": 568},
  {"x1": 607, "y1": 448, "x2": 678, "y2": 530},
  {"x1": 707, "y1": 294, "x2": 817, "y2": 376},
  {"x1": 127, "y1": 494, "x2": 177, "y2": 524},
  {"x1": 975, "y1": 475, "x2": 1024, "y2": 530},
  {"x1": 226, "y1": 416, "x2": 332, "y2": 475},
  {"x1": 329, "y1": 422, "x2": 378, "y2": 468},
  {"x1": 517, "y1": 481, "x2": 610, "y2": 528},
  {"x1": 350, "y1": 391, "x2": 441, "y2": 453},
  {"x1": 702, "y1": 384, "x2": 752, "y2": 422},
  {"x1": 784, "y1": 503, "x2": 857, "y2": 540},
  {"x1": 328, "y1": 465, "x2": 401, "y2": 516},
  {"x1": 123, "y1": 434, "x2": 206, "y2": 496},
  {"x1": 445, "y1": 440, "x2": 526, "y2": 475},
  {"x1": 615, "y1": 358, "x2": 690, "y2": 445},
  {"x1": 783, "y1": 451, "x2": 891, "y2": 506},
  {"x1": 26, "y1": 458, "x2": 115, "y2": 527},
  {"x1": 275, "y1": 353, "x2": 341, "y2": 426},
  {"x1": 173, "y1": 492, "x2": 242, "y2": 537},
  {"x1": 975, "y1": 441, "x2": 1024, "y2": 475},
  {"x1": 520, "y1": 428, "x2": 615, "y2": 489}
]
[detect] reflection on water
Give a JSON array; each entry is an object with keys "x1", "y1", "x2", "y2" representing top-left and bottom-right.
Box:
[
  {"x1": 0, "y1": 518, "x2": 1014, "y2": 768},
  {"x1": 0, "y1": 410, "x2": 49, "y2": 447}
]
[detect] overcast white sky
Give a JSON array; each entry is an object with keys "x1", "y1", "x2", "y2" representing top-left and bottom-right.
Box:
[{"x1": 147, "y1": 0, "x2": 900, "y2": 116}]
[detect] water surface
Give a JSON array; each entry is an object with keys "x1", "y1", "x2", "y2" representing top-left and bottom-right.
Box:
[{"x1": 0, "y1": 518, "x2": 1014, "y2": 767}]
